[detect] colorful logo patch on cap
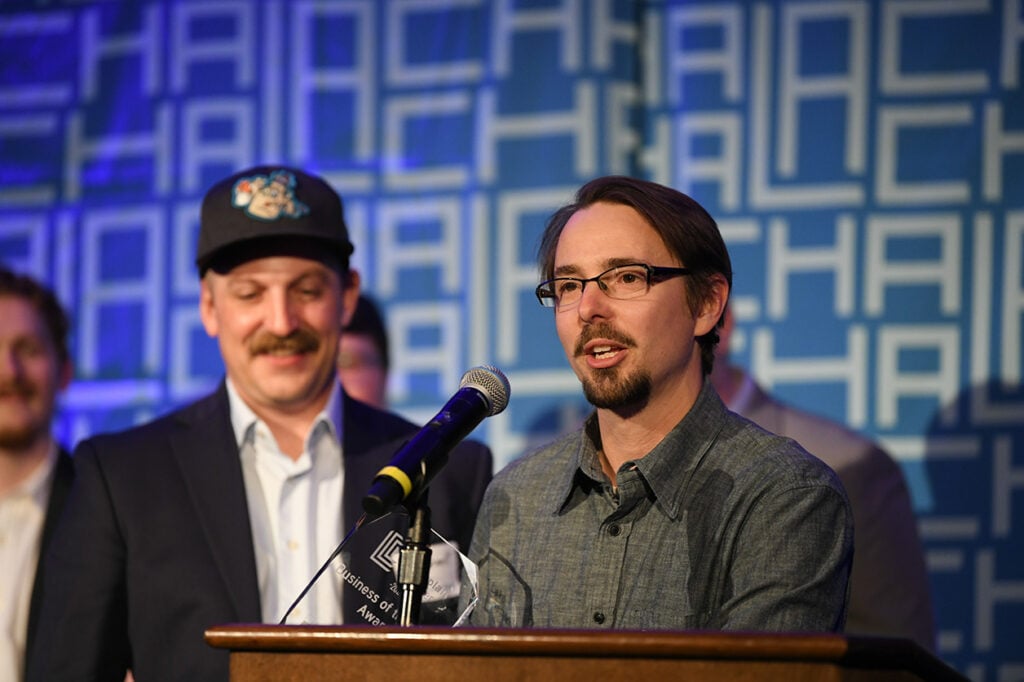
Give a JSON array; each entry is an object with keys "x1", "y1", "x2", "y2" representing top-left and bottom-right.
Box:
[{"x1": 231, "y1": 170, "x2": 310, "y2": 222}]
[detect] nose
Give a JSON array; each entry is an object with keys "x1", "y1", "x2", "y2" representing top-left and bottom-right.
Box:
[
  {"x1": 265, "y1": 290, "x2": 299, "y2": 336},
  {"x1": 575, "y1": 279, "x2": 611, "y2": 322}
]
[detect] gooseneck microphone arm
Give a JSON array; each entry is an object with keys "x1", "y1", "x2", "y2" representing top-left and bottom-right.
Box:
[{"x1": 396, "y1": 492, "x2": 432, "y2": 626}]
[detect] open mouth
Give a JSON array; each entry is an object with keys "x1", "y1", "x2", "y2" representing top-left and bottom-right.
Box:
[
  {"x1": 582, "y1": 338, "x2": 629, "y2": 365},
  {"x1": 590, "y1": 345, "x2": 622, "y2": 360}
]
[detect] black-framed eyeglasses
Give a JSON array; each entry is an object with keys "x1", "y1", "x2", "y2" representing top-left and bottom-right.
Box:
[{"x1": 535, "y1": 263, "x2": 691, "y2": 309}]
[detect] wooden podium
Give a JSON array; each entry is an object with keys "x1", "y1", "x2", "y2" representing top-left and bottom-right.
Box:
[{"x1": 205, "y1": 624, "x2": 967, "y2": 681}]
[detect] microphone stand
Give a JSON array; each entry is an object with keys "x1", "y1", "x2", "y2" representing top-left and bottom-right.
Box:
[{"x1": 396, "y1": 488, "x2": 432, "y2": 626}]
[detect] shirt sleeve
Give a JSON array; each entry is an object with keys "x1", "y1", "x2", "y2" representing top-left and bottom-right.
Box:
[{"x1": 717, "y1": 480, "x2": 854, "y2": 633}]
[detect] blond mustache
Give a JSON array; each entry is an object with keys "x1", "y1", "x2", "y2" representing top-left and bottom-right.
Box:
[{"x1": 249, "y1": 330, "x2": 320, "y2": 356}]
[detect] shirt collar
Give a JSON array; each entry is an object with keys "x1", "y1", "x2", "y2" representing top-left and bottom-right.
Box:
[
  {"x1": 225, "y1": 378, "x2": 344, "y2": 454},
  {"x1": 3, "y1": 442, "x2": 58, "y2": 506},
  {"x1": 553, "y1": 380, "x2": 729, "y2": 520}
]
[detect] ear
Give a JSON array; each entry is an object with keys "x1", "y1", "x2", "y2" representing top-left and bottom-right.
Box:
[
  {"x1": 198, "y1": 276, "x2": 219, "y2": 338},
  {"x1": 340, "y1": 269, "x2": 362, "y2": 328},
  {"x1": 693, "y1": 274, "x2": 730, "y2": 339}
]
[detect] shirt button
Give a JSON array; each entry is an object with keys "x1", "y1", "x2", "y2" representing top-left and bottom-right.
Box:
[
  {"x1": 608, "y1": 524, "x2": 621, "y2": 537},
  {"x1": 593, "y1": 611, "x2": 606, "y2": 624}
]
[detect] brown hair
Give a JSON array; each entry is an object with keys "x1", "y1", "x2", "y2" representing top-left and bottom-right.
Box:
[{"x1": 0, "y1": 266, "x2": 71, "y2": 366}]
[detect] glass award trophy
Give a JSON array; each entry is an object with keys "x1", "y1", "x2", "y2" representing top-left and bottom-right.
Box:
[{"x1": 280, "y1": 507, "x2": 478, "y2": 627}]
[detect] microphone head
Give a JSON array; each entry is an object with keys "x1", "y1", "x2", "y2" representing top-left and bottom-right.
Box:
[{"x1": 460, "y1": 365, "x2": 511, "y2": 416}]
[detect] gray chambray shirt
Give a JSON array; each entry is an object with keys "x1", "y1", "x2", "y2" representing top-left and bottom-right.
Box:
[{"x1": 464, "y1": 380, "x2": 853, "y2": 632}]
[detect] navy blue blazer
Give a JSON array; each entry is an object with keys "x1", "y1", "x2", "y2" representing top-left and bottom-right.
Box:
[
  {"x1": 23, "y1": 448, "x2": 73, "y2": 675},
  {"x1": 26, "y1": 384, "x2": 493, "y2": 682}
]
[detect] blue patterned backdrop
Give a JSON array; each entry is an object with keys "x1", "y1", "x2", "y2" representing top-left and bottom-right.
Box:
[{"x1": 1, "y1": 0, "x2": 1022, "y2": 677}]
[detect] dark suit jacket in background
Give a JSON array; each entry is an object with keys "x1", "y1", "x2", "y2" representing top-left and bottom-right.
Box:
[
  {"x1": 732, "y1": 376, "x2": 935, "y2": 651},
  {"x1": 26, "y1": 384, "x2": 492, "y2": 682},
  {"x1": 23, "y1": 448, "x2": 73, "y2": 677}
]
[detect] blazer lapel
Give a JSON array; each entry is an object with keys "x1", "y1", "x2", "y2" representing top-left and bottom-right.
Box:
[
  {"x1": 171, "y1": 384, "x2": 262, "y2": 623},
  {"x1": 340, "y1": 394, "x2": 420, "y2": 622},
  {"x1": 341, "y1": 394, "x2": 418, "y2": 529},
  {"x1": 26, "y1": 448, "x2": 75, "y2": 650}
]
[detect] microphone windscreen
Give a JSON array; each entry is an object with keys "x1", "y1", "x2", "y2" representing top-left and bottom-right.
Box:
[{"x1": 460, "y1": 365, "x2": 511, "y2": 416}]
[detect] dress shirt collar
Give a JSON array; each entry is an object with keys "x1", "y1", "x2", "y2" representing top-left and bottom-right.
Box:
[
  {"x1": 225, "y1": 379, "x2": 344, "y2": 455},
  {"x1": 2, "y1": 442, "x2": 57, "y2": 508},
  {"x1": 553, "y1": 379, "x2": 729, "y2": 520}
]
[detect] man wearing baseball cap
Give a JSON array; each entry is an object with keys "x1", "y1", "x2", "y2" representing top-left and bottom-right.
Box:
[{"x1": 27, "y1": 167, "x2": 494, "y2": 682}]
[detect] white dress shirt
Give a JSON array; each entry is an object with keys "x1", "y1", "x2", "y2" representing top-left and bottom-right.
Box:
[
  {"x1": 227, "y1": 380, "x2": 345, "y2": 625},
  {"x1": 0, "y1": 446, "x2": 57, "y2": 682}
]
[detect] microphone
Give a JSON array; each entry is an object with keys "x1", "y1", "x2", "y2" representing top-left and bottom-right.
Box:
[{"x1": 361, "y1": 365, "x2": 510, "y2": 519}]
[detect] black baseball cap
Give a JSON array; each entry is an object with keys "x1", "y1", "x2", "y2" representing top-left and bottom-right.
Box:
[{"x1": 196, "y1": 165, "x2": 355, "y2": 276}]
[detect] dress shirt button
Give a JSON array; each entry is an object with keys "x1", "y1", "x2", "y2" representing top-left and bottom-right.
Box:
[
  {"x1": 607, "y1": 523, "x2": 621, "y2": 537},
  {"x1": 593, "y1": 611, "x2": 606, "y2": 624}
]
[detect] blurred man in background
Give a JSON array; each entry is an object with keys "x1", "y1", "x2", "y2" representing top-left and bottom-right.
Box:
[
  {"x1": 710, "y1": 306, "x2": 935, "y2": 650},
  {"x1": 338, "y1": 294, "x2": 389, "y2": 409},
  {"x1": 0, "y1": 267, "x2": 74, "y2": 682}
]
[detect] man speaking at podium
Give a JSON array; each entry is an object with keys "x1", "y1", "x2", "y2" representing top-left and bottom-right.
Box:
[
  {"x1": 466, "y1": 176, "x2": 853, "y2": 632},
  {"x1": 27, "y1": 166, "x2": 492, "y2": 682}
]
